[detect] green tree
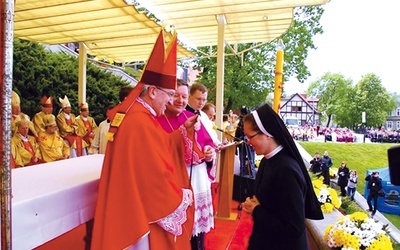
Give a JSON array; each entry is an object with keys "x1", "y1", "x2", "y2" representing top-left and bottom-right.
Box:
[
  {"x1": 307, "y1": 73, "x2": 354, "y2": 127},
  {"x1": 13, "y1": 38, "x2": 131, "y2": 124},
  {"x1": 191, "y1": 6, "x2": 325, "y2": 112},
  {"x1": 307, "y1": 72, "x2": 397, "y2": 129},
  {"x1": 352, "y1": 73, "x2": 397, "y2": 128}
]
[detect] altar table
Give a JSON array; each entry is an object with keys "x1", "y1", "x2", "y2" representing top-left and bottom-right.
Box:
[{"x1": 8, "y1": 154, "x2": 104, "y2": 250}]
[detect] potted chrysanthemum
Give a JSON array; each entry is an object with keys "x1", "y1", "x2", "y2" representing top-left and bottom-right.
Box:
[
  {"x1": 312, "y1": 178, "x2": 341, "y2": 213},
  {"x1": 324, "y1": 211, "x2": 393, "y2": 250}
]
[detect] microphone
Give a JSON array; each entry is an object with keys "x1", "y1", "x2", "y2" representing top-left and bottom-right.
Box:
[
  {"x1": 213, "y1": 124, "x2": 243, "y2": 142},
  {"x1": 212, "y1": 124, "x2": 224, "y2": 133}
]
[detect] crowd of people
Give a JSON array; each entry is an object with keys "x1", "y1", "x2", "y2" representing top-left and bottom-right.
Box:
[
  {"x1": 365, "y1": 127, "x2": 400, "y2": 143},
  {"x1": 11, "y1": 91, "x2": 99, "y2": 167},
  {"x1": 308, "y1": 150, "x2": 385, "y2": 217},
  {"x1": 288, "y1": 124, "x2": 400, "y2": 144}
]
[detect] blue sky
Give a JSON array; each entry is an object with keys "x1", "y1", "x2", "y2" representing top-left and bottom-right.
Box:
[{"x1": 285, "y1": 0, "x2": 400, "y2": 95}]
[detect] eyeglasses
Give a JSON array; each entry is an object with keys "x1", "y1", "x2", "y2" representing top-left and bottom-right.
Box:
[
  {"x1": 156, "y1": 87, "x2": 175, "y2": 98},
  {"x1": 245, "y1": 131, "x2": 263, "y2": 142}
]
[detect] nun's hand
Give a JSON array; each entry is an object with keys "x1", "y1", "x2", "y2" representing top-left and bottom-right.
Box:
[{"x1": 242, "y1": 195, "x2": 260, "y2": 215}]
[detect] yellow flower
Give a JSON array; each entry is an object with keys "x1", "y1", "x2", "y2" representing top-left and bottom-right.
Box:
[
  {"x1": 325, "y1": 212, "x2": 393, "y2": 250},
  {"x1": 313, "y1": 178, "x2": 324, "y2": 189},
  {"x1": 323, "y1": 224, "x2": 334, "y2": 242},
  {"x1": 349, "y1": 211, "x2": 369, "y2": 221},
  {"x1": 312, "y1": 179, "x2": 341, "y2": 213},
  {"x1": 321, "y1": 203, "x2": 334, "y2": 213}
]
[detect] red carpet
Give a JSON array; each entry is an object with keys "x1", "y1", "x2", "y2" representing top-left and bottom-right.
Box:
[
  {"x1": 205, "y1": 207, "x2": 252, "y2": 250},
  {"x1": 35, "y1": 183, "x2": 253, "y2": 250},
  {"x1": 206, "y1": 183, "x2": 252, "y2": 249}
]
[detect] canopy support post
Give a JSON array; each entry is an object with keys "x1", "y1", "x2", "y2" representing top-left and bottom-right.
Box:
[
  {"x1": 78, "y1": 42, "x2": 87, "y2": 104},
  {"x1": 1, "y1": 0, "x2": 15, "y2": 249}
]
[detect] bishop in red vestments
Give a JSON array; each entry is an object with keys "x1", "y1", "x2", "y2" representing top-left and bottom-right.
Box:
[{"x1": 91, "y1": 30, "x2": 195, "y2": 250}]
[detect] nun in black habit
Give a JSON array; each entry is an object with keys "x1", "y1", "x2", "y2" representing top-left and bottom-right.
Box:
[{"x1": 241, "y1": 103, "x2": 323, "y2": 250}]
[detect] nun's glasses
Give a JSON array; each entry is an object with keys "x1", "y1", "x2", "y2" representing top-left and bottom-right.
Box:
[{"x1": 245, "y1": 131, "x2": 263, "y2": 142}]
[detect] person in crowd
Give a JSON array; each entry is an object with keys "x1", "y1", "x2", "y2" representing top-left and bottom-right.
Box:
[
  {"x1": 337, "y1": 161, "x2": 350, "y2": 196},
  {"x1": 88, "y1": 86, "x2": 130, "y2": 155},
  {"x1": 221, "y1": 114, "x2": 231, "y2": 143},
  {"x1": 91, "y1": 30, "x2": 196, "y2": 250},
  {"x1": 365, "y1": 171, "x2": 383, "y2": 217},
  {"x1": 186, "y1": 83, "x2": 220, "y2": 146},
  {"x1": 235, "y1": 106, "x2": 256, "y2": 177},
  {"x1": 33, "y1": 95, "x2": 54, "y2": 133},
  {"x1": 347, "y1": 170, "x2": 358, "y2": 201},
  {"x1": 75, "y1": 102, "x2": 98, "y2": 148},
  {"x1": 56, "y1": 95, "x2": 87, "y2": 157},
  {"x1": 158, "y1": 79, "x2": 216, "y2": 250},
  {"x1": 201, "y1": 102, "x2": 216, "y2": 122},
  {"x1": 11, "y1": 119, "x2": 44, "y2": 167},
  {"x1": 222, "y1": 112, "x2": 236, "y2": 141},
  {"x1": 118, "y1": 85, "x2": 134, "y2": 102},
  {"x1": 321, "y1": 151, "x2": 333, "y2": 186},
  {"x1": 241, "y1": 103, "x2": 323, "y2": 250},
  {"x1": 88, "y1": 105, "x2": 114, "y2": 154},
  {"x1": 11, "y1": 91, "x2": 37, "y2": 138},
  {"x1": 309, "y1": 151, "x2": 322, "y2": 174},
  {"x1": 37, "y1": 114, "x2": 70, "y2": 162}
]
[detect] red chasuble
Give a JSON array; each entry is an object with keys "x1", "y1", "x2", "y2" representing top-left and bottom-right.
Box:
[{"x1": 91, "y1": 102, "x2": 193, "y2": 250}]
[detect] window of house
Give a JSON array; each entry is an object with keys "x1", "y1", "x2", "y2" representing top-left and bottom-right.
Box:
[
  {"x1": 387, "y1": 121, "x2": 393, "y2": 130},
  {"x1": 291, "y1": 106, "x2": 302, "y2": 112}
]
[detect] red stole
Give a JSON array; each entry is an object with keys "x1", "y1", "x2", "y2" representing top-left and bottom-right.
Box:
[
  {"x1": 82, "y1": 119, "x2": 92, "y2": 144},
  {"x1": 64, "y1": 117, "x2": 84, "y2": 157}
]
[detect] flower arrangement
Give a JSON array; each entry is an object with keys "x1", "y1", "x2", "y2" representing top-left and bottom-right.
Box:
[
  {"x1": 324, "y1": 211, "x2": 393, "y2": 250},
  {"x1": 312, "y1": 178, "x2": 341, "y2": 213}
]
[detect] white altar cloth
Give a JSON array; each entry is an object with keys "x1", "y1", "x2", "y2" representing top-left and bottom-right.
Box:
[{"x1": 9, "y1": 154, "x2": 104, "y2": 250}]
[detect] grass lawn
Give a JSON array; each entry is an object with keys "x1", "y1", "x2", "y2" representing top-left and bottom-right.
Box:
[{"x1": 298, "y1": 141, "x2": 400, "y2": 230}]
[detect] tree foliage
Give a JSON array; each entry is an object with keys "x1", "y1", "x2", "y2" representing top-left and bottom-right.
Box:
[
  {"x1": 190, "y1": 6, "x2": 325, "y2": 113},
  {"x1": 307, "y1": 72, "x2": 354, "y2": 127},
  {"x1": 13, "y1": 38, "x2": 131, "y2": 124},
  {"x1": 307, "y1": 72, "x2": 397, "y2": 129},
  {"x1": 353, "y1": 73, "x2": 397, "y2": 128}
]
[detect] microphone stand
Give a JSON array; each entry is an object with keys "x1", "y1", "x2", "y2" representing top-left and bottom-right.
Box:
[{"x1": 213, "y1": 126, "x2": 243, "y2": 143}]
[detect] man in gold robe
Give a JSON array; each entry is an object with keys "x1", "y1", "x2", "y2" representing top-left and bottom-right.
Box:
[
  {"x1": 12, "y1": 91, "x2": 37, "y2": 137},
  {"x1": 75, "y1": 102, "x2": 98, "y2": 148},
  {"x1": 56, "y1": 95, "x2": 87, "y2": 157},
  {"x1": 11, "y1": 120, "x2": 44, "y2": 167},
  {"x1": 37, "y1": 114, "x2": 70, "y2": 162},
  {"x1": 33, "y1": 95, "x2": 54, "y2": 133}
]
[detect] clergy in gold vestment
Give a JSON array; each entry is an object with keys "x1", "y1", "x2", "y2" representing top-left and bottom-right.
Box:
[
  {"x1": 33, "y1": 95, "x2": 54, "y2": 133},
  {"x1": 11, "y1": 120, "x2": 44, "y2": 167},
  {"x1": 75, "y1": 102, "x2": 98, "y2": 147},
  {"x1": 11, "y1": 91, "x2": 37, "y2": 137},
  {"x1": 38, "y1": 114, "x2": 70, "y2": 162},
  {"x1": 56, "y1": 95, "x2": 87, "y2": 157}
]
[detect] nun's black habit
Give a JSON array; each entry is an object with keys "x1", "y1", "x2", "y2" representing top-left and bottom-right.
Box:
[{"x1": 246, "y1": 104, "x2": 323, "y2": 250}]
